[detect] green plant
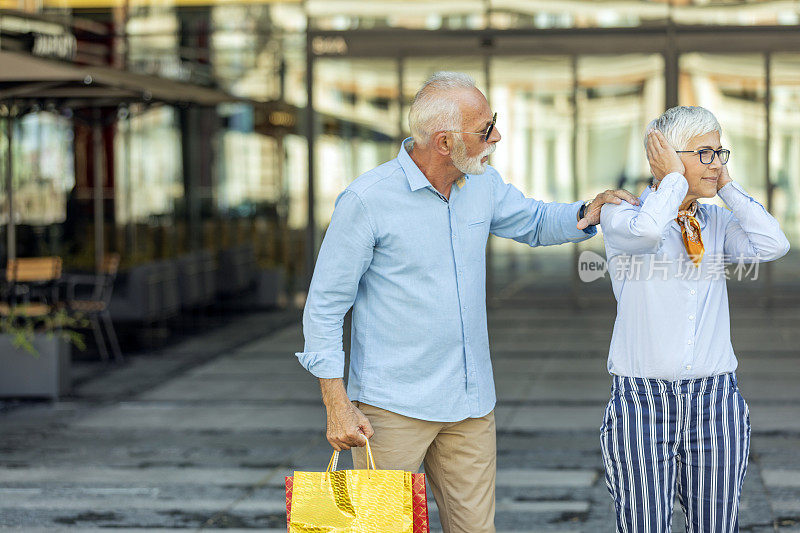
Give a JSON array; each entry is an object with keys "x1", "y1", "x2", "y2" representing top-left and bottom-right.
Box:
[{"x1": 0, "y1": 308, "x2": 89, "y2": 357}]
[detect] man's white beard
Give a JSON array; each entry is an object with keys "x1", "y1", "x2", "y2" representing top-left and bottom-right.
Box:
[{"x1": 451, "y1": 135, "x2": 496, "y2": 175}]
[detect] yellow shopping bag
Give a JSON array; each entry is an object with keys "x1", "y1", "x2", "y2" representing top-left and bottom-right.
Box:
[{"x1": 286, "y1": 439, "x2": 413, "y2": 533}]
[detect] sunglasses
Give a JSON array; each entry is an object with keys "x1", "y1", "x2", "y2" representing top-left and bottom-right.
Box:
[{"x1": 448, "y1": 112, "x2": 497, "y2": 142}]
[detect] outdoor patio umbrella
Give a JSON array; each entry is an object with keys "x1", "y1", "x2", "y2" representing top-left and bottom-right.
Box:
[{"x1": 0, "y1": 49, "x2": 244, "y2": 271}]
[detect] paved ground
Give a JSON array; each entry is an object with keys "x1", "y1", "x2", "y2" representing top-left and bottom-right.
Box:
[{"x1": 0, "y1": 281, "x2": 799, "y2": 532}]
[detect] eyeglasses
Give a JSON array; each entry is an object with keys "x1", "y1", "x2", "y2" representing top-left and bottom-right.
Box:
[
  {"x1": 448, "y1": 112, "x2": 497, "y2": 142},
  {"x1": 675, "y1": 148, "x2": 730, "y2": 165}
]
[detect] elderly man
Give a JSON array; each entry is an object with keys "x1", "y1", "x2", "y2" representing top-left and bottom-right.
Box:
[
  {"x1": 599, "y1": 106, "x2": 790, "y2": 533},
  {"x1": 295, "y1": 71, "x2": 638, "y2": 532}
]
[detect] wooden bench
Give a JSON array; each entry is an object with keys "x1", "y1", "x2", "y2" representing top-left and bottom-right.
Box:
[
  {"x1": 2, "y1": 257, "x2": 62, "y2": 317},
  {"x1": 6, "y1": 257, "x2": 62, "y2": 283}
]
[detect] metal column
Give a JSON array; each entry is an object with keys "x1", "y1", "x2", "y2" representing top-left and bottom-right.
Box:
[
  {"x1": 93, "y1": 109, "x2": 105, "y2": 272},
  {"x1": 396, "y1": 55, "x2": 405, "y2": 144},
  {"x1": 304, "y1": 23, "x2": 316, "y2": 291},
  {"x1": 484, "y1": 53, "x2": 495, "y2": 306},
  {"x1": 764, "y1": 52, "x2": 773, "y2": 305},
  {"x1": 570, "y1": 55, "x2": 581, "y2": 307},
  {"x1": 4, "y1": 109, "x2": 14, "y2": 263}
]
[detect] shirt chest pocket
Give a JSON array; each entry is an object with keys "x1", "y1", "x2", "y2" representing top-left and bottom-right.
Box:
[{"x1": 464, "y1": 219, "x2": 489, "y2": 264}]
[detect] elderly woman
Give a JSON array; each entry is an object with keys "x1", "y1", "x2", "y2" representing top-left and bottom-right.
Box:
[{"x1": 599, "y1": 106, "x2": 790, "y2": 533}]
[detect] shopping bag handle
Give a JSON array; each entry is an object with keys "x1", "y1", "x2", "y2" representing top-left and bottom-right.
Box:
[{"x1": 326, "y1": 437, "x2": 376, "y2": 472}]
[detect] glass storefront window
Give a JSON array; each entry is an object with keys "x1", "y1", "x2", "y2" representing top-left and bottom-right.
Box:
[
  {"x1": 770, "y1": 53, "x2": 800, "y2": 245},
  {"x1": 679, "y1": 53, "x2": 767, "y2": 206},
  {"x1": 307, "y1": 0, "x2": 487, "y2": 30},
  {"x1": 488, "y1": 56, "x2": 574, "y2": 287},
  {"x1": 314, "y1": 58, "x2": 400, "y2": 226},
  {"x1": 114, "y1": 105, "x2": 183, "y2": 264},
  {"x1": 126, "y1": 8, "x2": 183, "y2": 80},
  {"x1": 577, "y1": 54, "x2": 664, "y2": 204},
  {"x1": 305, "y1": 0, "x2": 798, "y2": 31},
  {"x1": 671, "y1": 1, "x2": 800, "y2": 26},
  {"x1": 1, "y1": 111, "x2": 75, "y2": 260},
  {"x1": 14, "y1": 111, "x2": 75, "y2": 227},
  {"x1": 490, "y1": 57, "x2": 573, "y2": 203},
  {"x1": 489, "y1": 0, "x2": 668, "y2": 29}
]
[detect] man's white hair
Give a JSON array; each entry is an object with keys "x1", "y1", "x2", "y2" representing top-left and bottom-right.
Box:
[
  {"x1": 645, "y1": 105, "x2": 722, "y2": 151},
  {"x1": 408, "y1": 71, "x2": 476, "y2": 147}
]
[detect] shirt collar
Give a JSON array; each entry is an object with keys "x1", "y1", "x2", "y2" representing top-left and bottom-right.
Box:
[
  {"x1": 398, "y1": 138, "x2": 433, "y2": 192},
  {"x1": 639, "y1": 183, "x2": 709, "y2": 230},
  {"x1": 397, "y1": 137, "x2": 472, "y2": 193}
]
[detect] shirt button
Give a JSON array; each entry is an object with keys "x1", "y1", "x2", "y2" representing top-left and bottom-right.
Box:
[
  {"x1": 452, "y1": 234, "x2": 457, "y2": 239},
  {"x1": 686, "y1": 365, "x2": 692, "y2": 370},
  {"x1": 687, "y1": 339, "x2": 693, "y2": 345},
  {"x1": 688, "y1": 314, "x2": 695, "y2": 320},
  {"x1": 462, "y1": 305, "x2": 467, "y2": 310},
  {"x1": 690, "y1": 289, "x2": 696, "y2": 295}
]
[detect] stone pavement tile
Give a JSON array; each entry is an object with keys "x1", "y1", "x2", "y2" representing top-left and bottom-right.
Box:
[
  {"x1": 490, "y1": 339, "x2": 609, "y2": 353},
  {"x1": 139, "y1": 375, "x2": 319, "y2": 401},
  {"x1": 749, "y1": 406, "x2": 800, "y2": 432},
  {"x1": 497, "y1": 469, "x2": 598, "y2": 488},
  {"x1": 0, "y1": 428, "x2": 316, "y2": 468},
  {"x1": 737, "y1": 358, "x2": 800, "y2": 378},
  {"x1": 762, "y1": 469, "x2": 800, "y2": 488},
  {"x1": 740, "y1": 377, "x2": 800, "y2": 401},
  {"x1": 753, "y1": 436, "x2": 800, "y2": 468},
  {"x1": 0, "y1": 494, "x2": 286, "y2": 513},
  {"x1": 501, "y1": 406, "x2": 605, "y2": 432},
  {"x1": 185, "y1": 356, "x2": 306, "y2": 377},
  {"x1": 495, "y1": 377, "x2": 612, "y2": 402},
  {"x1": 492, "y1": 358, "x2": 611, "y2": 376},
  {"x1": 773, "y1": 500, "x2": 800, "y2": 514},
  {"x1": 73, "y1": 404, "x2": 326, "y2": 431},
  {"x1": 0, "y1": 466, "x2": 272, "y2": 486},
  {"x1": 0, "y1": 530, "x2": 286, "y2": 533}
]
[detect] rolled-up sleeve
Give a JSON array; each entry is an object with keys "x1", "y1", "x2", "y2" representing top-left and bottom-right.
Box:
[
  {"x1": 718, "y1": 181, "x2": 790, "y2": 263},
  {"x1": 600, "y1": 172, "x2": 688, "y2": 256},
  {"x1": 295, "y1": 190, "x2": 376, "y2": 379},
  {"x1": 489, "y1": 169, "x2": 596, "y2": 246}
]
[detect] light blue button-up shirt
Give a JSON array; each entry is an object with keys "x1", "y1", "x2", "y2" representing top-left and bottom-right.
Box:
[
  {"x1": 296, "y1": 139, "x2": 595, "y2": 422},
  {"x1": 600, "y1": 172, "x2": 790, "y2": 381}
]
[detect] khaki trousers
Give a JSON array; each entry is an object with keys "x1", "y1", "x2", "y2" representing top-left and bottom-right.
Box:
[{"x1": 351, "y1": 402, "x2": 496, "y2": 533}]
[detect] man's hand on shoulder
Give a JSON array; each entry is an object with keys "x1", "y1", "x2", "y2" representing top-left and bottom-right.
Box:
[
  {"x1": 577, "y1": 189, "x2": 640, "y2": 230},
  {"x1": 319, "y1": 378, "x2": 374, "y2": 451}
]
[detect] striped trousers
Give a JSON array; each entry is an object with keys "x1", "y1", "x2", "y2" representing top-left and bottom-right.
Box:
[{"x1": 600, "y1": 373, "x2": 751, "y2": 533}]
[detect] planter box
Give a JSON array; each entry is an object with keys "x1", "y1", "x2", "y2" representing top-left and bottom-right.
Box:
[{"x1": 0, "y1": 334, "x2": 70, "y2": 400}]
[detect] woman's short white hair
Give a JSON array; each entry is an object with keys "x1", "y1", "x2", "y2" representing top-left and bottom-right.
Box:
[
  {"x1": 409, "y1": 71, "x2": 476, "y2": 147},
  {"x1": 645, "y1": 105, "x2": 722, "y2": 151}
]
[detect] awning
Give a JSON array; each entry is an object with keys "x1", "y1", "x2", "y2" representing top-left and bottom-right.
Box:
[
  {"x1": 0, "y1": 50, "x2": 248, "y2": 271},
  {"x1": 0, "y1": 50, "x2": 242, "y2": 106}
]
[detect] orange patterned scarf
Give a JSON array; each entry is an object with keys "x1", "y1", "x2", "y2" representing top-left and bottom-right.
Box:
[
  {"x1": 676, "y1": 201, "x2": 704, "y2": 266},
  {"x1": 651, "y1": 181, "x2": 704, "y2": 266}
]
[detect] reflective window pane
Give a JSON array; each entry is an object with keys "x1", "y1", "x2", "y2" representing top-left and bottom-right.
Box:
[
  {"x1": 314, "y1": 58, "x2": 401, "y2": 229},
  {"x1": 771, "y1": 53, "x2": 800, "y2": 244},
  {"x1": 489, "y1": 0, "x2": 668, "y2": 28},
  {"x1": 489, "y1": 56, "x2": 575, "y2": 287},
  {"x1": 578, "y1": 54, "x2": 665, "y2": 203},
  {"x1": 671, "y1": 1, "x2": 800, "y2": 26},
  {"x1": 307, "y1": 0, "x2": 487, "y2": 30},
  {"x1": 679, "y1": 53, "x2": 767, "y2": 205}
]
